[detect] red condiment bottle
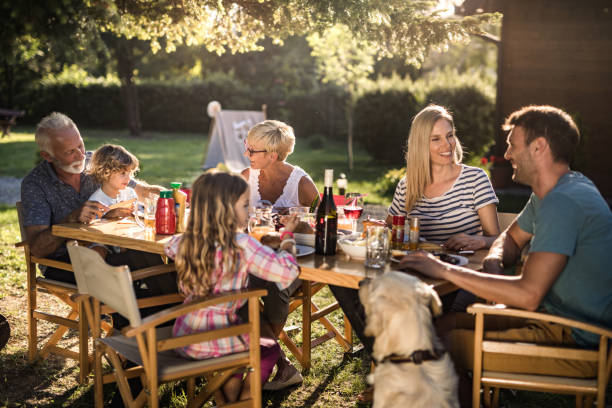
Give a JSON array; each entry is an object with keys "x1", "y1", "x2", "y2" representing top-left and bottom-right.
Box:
[{"x1": 156, "y1": 190, "x2": 176, "y2": 235}]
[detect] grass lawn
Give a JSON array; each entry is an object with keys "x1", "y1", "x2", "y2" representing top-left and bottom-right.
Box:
[
  {"x1": 0, "y1": 127, "x2": 395, "y2": 204},
  {"x1": 0, "y1": 128, "x2": 588, "y2": 407}
]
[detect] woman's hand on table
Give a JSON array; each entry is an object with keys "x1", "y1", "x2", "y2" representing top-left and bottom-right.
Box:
[
  {"x1": 444, "y1": 233, "x2": 487, "y2": 251},
  {"x1": 397, "y1": 251, "x2": 448, "y2": 279}
]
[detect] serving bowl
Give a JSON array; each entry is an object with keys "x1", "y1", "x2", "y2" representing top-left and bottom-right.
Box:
[
  {"x1": 337, "y1": 234, "x2": 366, "y2": 260},
  {"x1": 294, "y1": 233, "x2": 315, "y2": 247}
]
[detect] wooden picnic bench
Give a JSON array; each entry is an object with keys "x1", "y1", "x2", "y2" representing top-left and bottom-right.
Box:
[{"x1": 0, "y1": 108, "x2": 25, "y2": 137}]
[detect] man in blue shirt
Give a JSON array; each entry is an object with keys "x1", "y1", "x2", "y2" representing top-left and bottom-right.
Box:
[{"x1": 400, "y1": 105, "x2": 612, "y2": 404}]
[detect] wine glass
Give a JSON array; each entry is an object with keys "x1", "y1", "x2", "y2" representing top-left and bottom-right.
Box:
[{"x1": 343, "y1": 192, "x2": 364, "y2": 234}]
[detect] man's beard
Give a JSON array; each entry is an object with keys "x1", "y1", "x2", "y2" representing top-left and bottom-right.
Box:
[{"x1": 54, "y1": 158, "x2": 85, "y2": 174}]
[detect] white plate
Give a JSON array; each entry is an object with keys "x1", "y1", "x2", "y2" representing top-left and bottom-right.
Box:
[
  {"x1": 390, "y1": 252, "x2": 468, "y2": 266},
  {"x1": 295, "y1": 244, "x2": 315, "y2": 257},
  {"x1": 294, "y1": 233, "x2": 315, "y2": 247}
]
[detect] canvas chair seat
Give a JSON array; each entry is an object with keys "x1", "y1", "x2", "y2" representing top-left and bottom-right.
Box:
[
  {"x1": 67, "y1": 240, "x2": 264, "y2": 407},
  {"x1": 36, "y1": 276, "x2": 77, "y2": 291},
  {"x1": 101, "y1": 326, "x2": 250, "y2": 379}
]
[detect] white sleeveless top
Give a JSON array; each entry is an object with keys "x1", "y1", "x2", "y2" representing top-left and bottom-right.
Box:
[{"x1": 248, "y1": 165, "x2": 312, "y2": 210}]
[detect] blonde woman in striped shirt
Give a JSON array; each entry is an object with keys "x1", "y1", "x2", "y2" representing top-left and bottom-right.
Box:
[{"x1": 387, "y1": 105, "x2": 500, "y2": 251}]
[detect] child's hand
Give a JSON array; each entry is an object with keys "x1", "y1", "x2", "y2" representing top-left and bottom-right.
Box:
[
  {"x1": 281, "y1": 214, "x2": 299, "y2": 233},
  {"x1": 104, "y1": 207, "x2": 133, "y2": 219}
]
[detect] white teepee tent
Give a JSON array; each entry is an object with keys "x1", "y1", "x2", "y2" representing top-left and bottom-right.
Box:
[{"x1": 202, "y1": 101, "x2": 266, "y2": 172}]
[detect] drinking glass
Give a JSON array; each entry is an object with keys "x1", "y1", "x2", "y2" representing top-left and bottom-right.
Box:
[
  {"x1": 344, "y1": 192, "x2": 364, "y2": 233},
  {"x1": 248, "y1": 207, "x2": 275, "y2": 241},
  {"x1": 365, "y1": 225, "x2": 389, "y2": 269},
  {"x1": 143, "y1": 195, "x2": 158, "y2": 232},
  {"x1": 289, "y1": 206, "x2": 315, "y2": 229}
]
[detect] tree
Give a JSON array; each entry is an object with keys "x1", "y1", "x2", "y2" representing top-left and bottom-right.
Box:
[
  {"x1": 2, "y1": 0, "x2": 497, "y2": 135},
  {"x1": 104, "y1": 1, "x2": 497, "y2": 65},
  {"x1": 0, "y1": 0, "x2": 102, "y2": 108},
  {"x1": 307, "y1": 24, "x2": 376, "y2": 170},
  {"x1": 102, "y1": 0, "x2": 497, "y2": 139}
]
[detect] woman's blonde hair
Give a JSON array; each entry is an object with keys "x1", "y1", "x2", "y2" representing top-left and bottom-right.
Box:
[
  {"x1": 87, "y1": 144, "x2": 139, "y2": 184},
  {"x1": 246, "y1": 120, "x2": 295, "y2": 161},
  {"x1": 403, "y1": 105, "x2": 463, "y2": 212},
  {"x1": 176, "y1": 171, "x2": 248, "y2": 297}
]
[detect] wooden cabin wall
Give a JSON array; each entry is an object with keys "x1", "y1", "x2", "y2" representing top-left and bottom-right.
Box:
[{"x1": 494, "y1": 0, "x2": 612, "y2": 198}]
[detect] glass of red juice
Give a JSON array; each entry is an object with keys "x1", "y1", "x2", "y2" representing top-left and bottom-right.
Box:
[{"x1": 343, "y1": 193, "x2": 364, "y2": 233}]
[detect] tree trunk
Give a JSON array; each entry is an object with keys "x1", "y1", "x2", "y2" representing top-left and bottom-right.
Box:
[
  {"x1": 115, "y1": 38, "x2": 141, "y2": 136},
  {"x1": 2, "y1": 59, "x2": 14, "y2": 108},
  {"x1": 346, "y1": 100, "x2": 354, "y2": 171}
]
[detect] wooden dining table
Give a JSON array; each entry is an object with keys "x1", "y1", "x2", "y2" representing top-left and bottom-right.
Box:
[
  {"x1": 53, "y1": 217, "x2": 487, "y2": 370},
  {"x1": 52, "y1": 218, "x2": 487, "y2": 295}
]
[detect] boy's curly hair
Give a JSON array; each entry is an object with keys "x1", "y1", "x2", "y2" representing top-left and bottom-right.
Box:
[{"x1": 87, "y1": 144, "x2": 139, "y2": 184}]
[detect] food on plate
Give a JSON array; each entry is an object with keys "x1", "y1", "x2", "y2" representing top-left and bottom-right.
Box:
[
  {"x1": 260, "y1": 233, "x2": 281, "y2": 250},
  {"x1": 108, "y1": 198, "x2": 136, "y2": 210},
  {"x1": 391, "y1": 249, "x2": 461, "y2": 265},
  {"x1": 433, "y1": 252, "x2": 460, "y2": 265},
  {"x1": 345, "y1": 237, "x2": 365, "y2": 246},
  {"x1": 337, "y1": 237, "x2": 367, "y2": 259},
  {"x1": 401, "y1": 241, "x2": 443, "y2": 252},
  {"x1": 391, "y1": 249, "x2": 407, "y2": 258},
  {"x1": 294, "y1": 221, "x2": 314, "y2": 234}
]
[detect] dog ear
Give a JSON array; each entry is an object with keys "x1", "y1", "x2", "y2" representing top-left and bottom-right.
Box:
[{"x1": 427, "y1": 286, "x2": 443, "y2": 317}]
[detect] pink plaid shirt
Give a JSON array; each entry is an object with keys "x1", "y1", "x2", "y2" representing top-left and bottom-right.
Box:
[{"x1": 164, "y1": 232, "x2": 299, "y2": 359}]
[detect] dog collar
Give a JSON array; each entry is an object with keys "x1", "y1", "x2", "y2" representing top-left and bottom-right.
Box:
[{"x1": 377, "y1": 348, "x2": 446, "y2": 365}]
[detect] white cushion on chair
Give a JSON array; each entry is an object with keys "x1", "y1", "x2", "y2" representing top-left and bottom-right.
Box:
[{"x1": 100, "y1": 326, "x2": 250, "y2": 377}]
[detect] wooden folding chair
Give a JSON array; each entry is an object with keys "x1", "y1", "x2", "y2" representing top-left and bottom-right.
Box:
[
  {"x1": 68, "y1": 241, "x2": 265, "y2": 408},
  {"x1": 16, "y1": 202, "x2": 178, "y2": 383},
  {"x1": 280, "y1": 281, "x2": 352, "y2": 371},
  {"x1": 468, "y1": 303, "x2": 612, "y2": 408},
  {"x1": 15, "y1": 201, "x2": 93, "y2": 382}
]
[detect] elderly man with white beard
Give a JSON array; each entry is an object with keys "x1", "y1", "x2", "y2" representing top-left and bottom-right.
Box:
[{"x1": 20, "y1": 112, "x2": 171, "y2": 297}]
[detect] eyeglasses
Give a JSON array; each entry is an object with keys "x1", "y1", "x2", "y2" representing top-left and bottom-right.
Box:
[{"x1": 245, "y1": 147, "x2": 267, "y2": 156}]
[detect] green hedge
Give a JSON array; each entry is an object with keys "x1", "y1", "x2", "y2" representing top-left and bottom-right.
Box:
[
  {"x1": 354, "y1": 90, "x2": 421, "y2": 165},
  {"x1": 425, "y1": 86, "x2": 495, "y2": 159},
  {"x1": 18, "y1": 82, "x2": 494, "y2": 161},
  {"x1": 18, "y1": 83, "x2": 348, "y2": 139},
  {"x1": 352, "y1": 85, "x2": 495, "y2": 164}
]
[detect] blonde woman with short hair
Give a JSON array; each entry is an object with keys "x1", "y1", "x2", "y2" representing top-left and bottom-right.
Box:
[
  {"x1": 240, "y1": 120, "x2": 317, "y2": 390},
  {"x1": 387, "y1": 105, "x2": 500, "y2": 251},
  {"x1": 241, "y1": 120, "x2": 319, "y2": 212}
]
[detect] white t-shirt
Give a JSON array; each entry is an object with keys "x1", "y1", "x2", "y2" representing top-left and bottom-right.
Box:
[{"x1": 89, "y1": 186, "x2": 138, "y2": 215}]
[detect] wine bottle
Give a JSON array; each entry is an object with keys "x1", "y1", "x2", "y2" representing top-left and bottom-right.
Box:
[{"x1": 315, "y1": 169, "x2": 338, "y2": 255}]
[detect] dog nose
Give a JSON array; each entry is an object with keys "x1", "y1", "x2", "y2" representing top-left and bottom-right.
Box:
[{"x1": 359, "y1": 278, "x2": 372, "y2": 287}]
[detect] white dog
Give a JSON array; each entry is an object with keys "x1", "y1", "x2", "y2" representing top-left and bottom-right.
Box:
[{"x1": 359, "y1": 272, "x2": 459, "y2": 408}]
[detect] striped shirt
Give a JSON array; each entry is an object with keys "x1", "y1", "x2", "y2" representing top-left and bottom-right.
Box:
[
  {"x1": 388, "y1": 165, "x2": 498, "y2": 243},
  {"x1": 164, "y1": 232, "x2": 299, "y2": 359}
]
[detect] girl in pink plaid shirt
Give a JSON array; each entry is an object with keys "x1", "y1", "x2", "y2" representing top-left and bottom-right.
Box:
[{"x1": 164, "y1": 171, "x2": 300, "y2": 404}]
